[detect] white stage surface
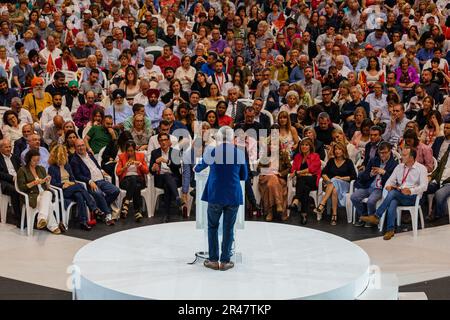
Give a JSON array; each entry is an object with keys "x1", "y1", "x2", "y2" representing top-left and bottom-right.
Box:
[{"x1": 72, "y1": 221, "x2": 370, "y2": 300}]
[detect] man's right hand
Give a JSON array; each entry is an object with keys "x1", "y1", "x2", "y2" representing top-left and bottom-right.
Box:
[
  {"x1": 385, "y1": 185, "x2": 394, "y2": 191},
  {"x1": 89, "y1": 181, "x2": 98, "y2": 191}
]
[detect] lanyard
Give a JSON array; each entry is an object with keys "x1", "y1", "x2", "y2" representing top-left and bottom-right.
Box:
[{"x1": 401, "y1": 166, "x2": 411, "y2": 185}]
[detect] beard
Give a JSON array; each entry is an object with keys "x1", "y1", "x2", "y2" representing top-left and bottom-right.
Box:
[
  {"x1": 33, "y1": 88, "x2": 44, "y2": 99},
  {"x1": 70, "y1": 89, "x2": 78, "y2": 96}
]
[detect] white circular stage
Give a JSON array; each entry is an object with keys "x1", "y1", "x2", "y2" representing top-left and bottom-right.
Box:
[{"x1": 72, "y1": 222, "x2": 370, "y2": 300}]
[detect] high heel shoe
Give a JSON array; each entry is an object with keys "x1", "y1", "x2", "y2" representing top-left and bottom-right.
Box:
[
  {"x1": 121, "y1": 201, "x2": 130, "y2": 219},
  {"x1": 331, "y1": 215, "x2": 337, "y2": 226},
  {"x1": 313, "y1": 204, "x2": 325, "y2": 221}
]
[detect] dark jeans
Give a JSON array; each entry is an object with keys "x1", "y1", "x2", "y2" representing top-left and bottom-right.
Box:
[
  {"x1": 426, "y1": 182, "x2": 450, "y2": 218},
  {"x1": 295, "y1": 175, "x2": 317, "y2": 213},
  {"x1": 1, "y1": 182, "x2": 21, "y2": 220},
  {"x1": 63, "y1": 184, "x2": 97, "y2": 223},
  {"x1": 119, "y1": 175, "x2": 145, "y2": 212},
  {"x1": 89, "y1": 179, "x2": 120, "y2": 214},
  {"x1": 375, "y1": 190, "x2": 416, "y2": 232},
  {"x1": 157, "y1": 173, "x2": 180, "y2": 215},
  {"x1": 207, "y1": 203, "x2": 239, "y2": 263}
]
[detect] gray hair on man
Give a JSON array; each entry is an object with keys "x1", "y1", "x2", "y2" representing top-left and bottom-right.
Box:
[{"x1": 11, "y1": 97, "x2": 22, "y2": 106}]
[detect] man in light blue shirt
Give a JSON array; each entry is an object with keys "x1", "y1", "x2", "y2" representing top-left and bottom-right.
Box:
[
  {"x1": 145, "y1": 88, "x2": 165, "y2": 129},
  {"x1": 105, "y1": 89, "x2": 133, "y2": 128},
  {"x1": 20, "y1": 134, "x2": 50, "y2": 170},
  {"x1": 365, "y1": 28, "x2": 391, "y2": 51}
]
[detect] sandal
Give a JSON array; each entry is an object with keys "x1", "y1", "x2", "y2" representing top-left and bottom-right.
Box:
[
  {"x1": 121, "y1": 200, "x2": 130, "y2": 219},
  {"x1": 313, "y1": 204, "x2": 325, "y2": 215},
  {"x1": 135, "y1": 211, "x2": 143, "y2": 222},
  {"x1": 331, "y1": 215, "x2": 337, "y2": 226}
]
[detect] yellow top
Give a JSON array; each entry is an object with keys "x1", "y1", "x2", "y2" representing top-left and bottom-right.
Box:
[{"x1": 23, "y1": 92, "x2": 53, "y2": 121}]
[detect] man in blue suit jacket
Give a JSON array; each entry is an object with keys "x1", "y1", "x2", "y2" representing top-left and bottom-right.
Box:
[
  {"x1": 70, "y1": 139, "x2": 120, "y2": 223},
  {"x1": 194, "y1": 126, "x2": 248, "y2": 271},
  {"x1": 351, "y1": 142, "x2": 398, "y2": 227}
]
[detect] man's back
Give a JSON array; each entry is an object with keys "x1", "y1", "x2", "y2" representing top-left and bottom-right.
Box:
[{"x1": 196, "y1": 143, "x2": 248, "y2": 206}]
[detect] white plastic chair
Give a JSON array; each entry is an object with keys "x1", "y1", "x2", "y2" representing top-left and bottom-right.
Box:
[
  {"x1": 396, "y1": 193, "x2": 424, "y2": 238},
  {"x1": 143, "y1": 168, "x2": 192, "y2": 218},
  {"x1": 50, "y1": 185, "x2": 77, "y2": 230},
  {"x1": 14, "y1": 178, "x2": 58, "y2": 236},
  {"x1": 0, "y1": 186, "x2": 11, "y2": 224}
]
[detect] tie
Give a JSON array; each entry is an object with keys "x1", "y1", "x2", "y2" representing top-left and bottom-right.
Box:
[
  {"x1": 231, "y1": 102, "x2": 236, "y2": 120},
  {"x1": 47, "y1": 54, "x2": 55, "y2": 74}
]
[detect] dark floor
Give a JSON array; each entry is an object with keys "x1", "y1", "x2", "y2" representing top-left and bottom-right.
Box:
[
  {"x1": 399, "y1": 276, "x2": 450, "y2": 300},
  {"x1": 0, "y1": 277, "x2": 71, "y2": 300}
]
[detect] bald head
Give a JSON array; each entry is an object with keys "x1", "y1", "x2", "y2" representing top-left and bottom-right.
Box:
[{"x1": 53, "y1": 115, "x2": 64, "y2": 128}]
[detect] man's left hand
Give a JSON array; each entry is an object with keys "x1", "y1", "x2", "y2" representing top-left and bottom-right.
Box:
[{"x1": 401, "y1": 188, "x2": 412, "y2": 195}]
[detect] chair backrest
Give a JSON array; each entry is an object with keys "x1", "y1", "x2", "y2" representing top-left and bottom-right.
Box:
[
  {"x1": 97, "y1": 146, "x2": 106, "y2": 165},
  {"x1": 260, "y1": 109, "x2": 274, "y2": 125}
]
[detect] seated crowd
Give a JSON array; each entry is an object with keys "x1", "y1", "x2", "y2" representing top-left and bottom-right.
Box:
[{"x1": 0, "y1": 0, "x2": 450, "y2": 240}]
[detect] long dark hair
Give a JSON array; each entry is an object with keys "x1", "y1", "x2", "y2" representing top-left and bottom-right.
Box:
[
  {"x1": 205, "y1": 110, "x2": 219, "y2": 128},
  {"x1": 367, "y1": 56, "x2": 381, "y2": 71},
  {"x1": 232, "y1": 69, "x2": 246, "y2": 95}
]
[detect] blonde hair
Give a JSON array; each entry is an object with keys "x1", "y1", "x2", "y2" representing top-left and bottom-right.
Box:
[
  {"x1": 277, "y1": 110, "x2": 292, "y2": 131},
  {"x1": 48, "y1": 144, "x2": 68, "y2": 166}
]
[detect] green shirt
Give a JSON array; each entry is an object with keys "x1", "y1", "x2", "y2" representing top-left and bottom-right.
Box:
[
  {"x1": 123, "y1": 115, "x2": 152, "y2": 132},
  {"x1": 87, "y1": 125, "x2": 113, "y2": 154}
]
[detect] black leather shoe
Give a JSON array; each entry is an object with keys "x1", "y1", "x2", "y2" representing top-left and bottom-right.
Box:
[
  {"x1": 163, "y1": 215, "x2": 170, "y2": 223},
  {"x1": 288, "y1": 203, "x2": 299, "y2": 211},
  {"x1": 80, "y1": 222, "x2": 92, "y2": 231}
]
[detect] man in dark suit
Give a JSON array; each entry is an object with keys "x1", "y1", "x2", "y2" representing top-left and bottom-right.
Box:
[
  {"x1": 351, "y1": 142, "x2": 398, "y2": 227},
  {"x1": 362, "y1": 126, "x2": 383, "y2": 169},
  {"x1": 265, "y1": 81, "x2": 289, "y2": 113},
  {"x1": 189, "y1": 91, "x2": 206, "y2": 121},
  {"x1": 0, "y1": 77, "x2": 19, "y2": 106},
  {"x1": 253, "y1": 98, "x2": 271, "y2": 130},
  {"x1": 431, "y1": 119, "x2": 450, "y2": 161},
  {"x1": 0, "y1": 139, "x2": 21, "y2": 226},
  {"x1": 70, "y1": 139, "x2": 119, "y2": 224},
  {"x1": 425, "y1": 143, "x2": 450, "y2": 221},
  {"x1": 150, "y1": 133, "x2": 183, "y2": 223},
  {"x1": 224, "y1": 86, "x2": 245, "y2": 124}
]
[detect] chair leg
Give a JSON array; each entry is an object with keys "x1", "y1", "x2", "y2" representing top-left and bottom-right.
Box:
[
  {"x1": 0, "y1": 198, "x2": 8, "y2": 224},
  {"x1": 419, "y1": 207, "x2": 425, "y2": 230},
  {"x1": 20, "y1": 207, "x2": 25, "y2": 231},
  {"x1": 412, "y1": 209, "x2": 418, "y2": 238}
]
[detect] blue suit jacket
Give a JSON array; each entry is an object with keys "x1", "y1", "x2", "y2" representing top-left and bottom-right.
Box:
[
  {"x1": 70, "y1": 153, "x2": 102, "y2": 184},
  {"x1": 48, "y1": 164, "x2": 76, "y2": 188},
  {"x1": 432, "y1": 136, "x2": 445, "y2": 160},
  {"x1": 355, "y1": 153, "x2": 398, "y2": 189},
  {"x1": 194, "y1": 143, "x2": 248, "y2": 206}
]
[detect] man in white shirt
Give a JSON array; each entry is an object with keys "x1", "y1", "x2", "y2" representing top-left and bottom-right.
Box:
[
  {"x1": 38, "y1": 35, "x2": 62, "y2": 72},
  {"x1": 10, "y1": 97, "x2": 33, "y2": 125},
  {"x1": 365, "y1": 82, "x2": 388, "y2": 121},
  {"x1": 147, "y1": 120, "x2": 178, "y2": 156},
  {"x1": 361, "y1": 146, "x2": 428, "y2": 240},
  {"x1": 138, "y1": 54, "x2": 163, "y2": 81},
  {"x1": 382, "y1": 103, "x2": 409, "y2": 147},
  {"x1": 40, "y1": 92, "x2": 72, "y2": 130}
]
